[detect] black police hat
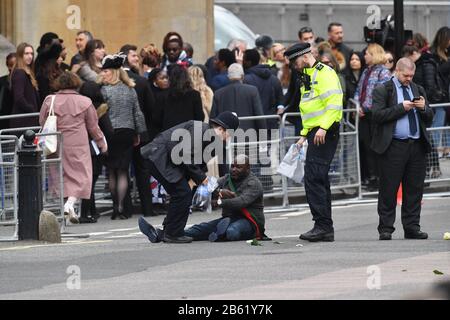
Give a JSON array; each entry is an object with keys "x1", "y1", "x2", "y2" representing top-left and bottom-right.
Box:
[
  {"x1": 284, "y1": 43, "x2": 312, "y2": 61},
  {"x1": 101, "y1": 53, "x2": 127, "y2": 70},
  {"x1": 210, "y1": 112, "x2": 240, "y2": 131},
  {"x1": 255, "y1": 35, "x2": 274, "y2": 50}
]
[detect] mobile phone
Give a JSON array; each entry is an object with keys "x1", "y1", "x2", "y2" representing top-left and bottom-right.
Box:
[{"x1": 412, "y1": 97, "x2": 421, "y2": 102}]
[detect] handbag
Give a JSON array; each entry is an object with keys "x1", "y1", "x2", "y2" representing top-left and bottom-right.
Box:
[
  {"x1": 39, "y1": 95, "x2": 58, "y2": 156},
  {"x1": 277, "y1": 143, "x2": 307, "y2": 184}
]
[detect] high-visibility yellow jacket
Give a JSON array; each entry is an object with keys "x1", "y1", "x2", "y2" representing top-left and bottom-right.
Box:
[{"x1": 299, "y1": 62, "x2": 343, "y2": 137}]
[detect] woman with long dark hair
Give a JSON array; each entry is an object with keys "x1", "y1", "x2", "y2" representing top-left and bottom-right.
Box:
[
  {"x1": 10, "y1": 43, "x2": 40, "y2": 129},
  {"x1": 160, "y1": 64, "x2": 204, "y2": 131},
  {"x1": 35, "y1": 39, "x2": 64, "y2": 104},
  {"x1": 430, "y1": 27, "x2": 450, "y2": 158},
  {"x1": 78, "y1": 39, "x2": 106, "y2": 82}
]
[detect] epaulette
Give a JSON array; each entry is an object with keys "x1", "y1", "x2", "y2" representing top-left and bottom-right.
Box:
[{"x1": 316, "y1": 63, "x2": 324, "y2": 71}]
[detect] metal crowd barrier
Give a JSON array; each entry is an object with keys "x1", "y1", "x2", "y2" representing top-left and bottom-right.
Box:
[
  {"x1": 0, "y1": 115, "x2": 66, "y2": 241},
  {"x1": 226, "y1": 115, "x2": 285, "y2": 199},
  {"x1": 0, "y1": 135, "x2": 19, "y2": 241}
]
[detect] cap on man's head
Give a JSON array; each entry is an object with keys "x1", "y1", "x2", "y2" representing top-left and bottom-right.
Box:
[
  {"x1": 101, "y1": 53, "x2": 127, "y2": 70},
  {"x1": 255, "y1": 35, "x2": 274, "y2": 50},
  {"x1": 210, "y1": 112, "x2": 240, "y2": 131},
  {"x1": 284, "y1": 43, "x2": 312, "y2": 61},
  {"x1": 227, "y1": 63, "x2": 244, "y2": 80}
]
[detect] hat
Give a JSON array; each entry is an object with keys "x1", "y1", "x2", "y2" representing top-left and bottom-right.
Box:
[
  {"x1": 227, "y1": 63, "x2": 244, "y2": 80},
  {"x1": 255, "y1": 35, "x2": 274, "y2": 50},
  {"x1": 101, "y1": 53, "x2": 126, "y2": 70},
  {"x1": 210, "y1": 112, "x2": 240, "y2": 131},
  {"x1": 284, "y1": 43, "x2": 312, "y2": 61}
]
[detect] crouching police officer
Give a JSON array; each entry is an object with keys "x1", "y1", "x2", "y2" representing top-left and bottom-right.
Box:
[{"x1": 284, "y1": 43, "x2": 343, "y2": 242}]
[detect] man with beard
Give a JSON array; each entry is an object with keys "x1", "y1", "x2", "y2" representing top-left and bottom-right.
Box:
[{"x1": 139, "y1": 154, "x2": 267, "y2": 243}]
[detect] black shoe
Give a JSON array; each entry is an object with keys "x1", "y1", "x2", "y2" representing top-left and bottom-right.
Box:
[
  {"x1": 79, "y1": 216, "x2": 98, "y2": 224},
  {"x1": 163, "y1": 234, "x2": 193, "y2": 244},
  {"x1": 379, "y1": 232, "x2": 392, "y2": 241},
  {"x1": 138, "y1": 217, "x2": 161, "y2": 243},
  {"x1": 300, "y1": 228, "x2": 334, "y2": 242},
  {"x1": 405, "y1": 230, "x2": 428, "y2": 240},
  {"x1": 208, "y1": 217, "x2": 231, "y2": 242}
]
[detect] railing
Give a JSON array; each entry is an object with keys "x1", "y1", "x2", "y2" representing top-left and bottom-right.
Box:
[{"x1": 0, "y1": 114, "x2": 65, "y2": 241}]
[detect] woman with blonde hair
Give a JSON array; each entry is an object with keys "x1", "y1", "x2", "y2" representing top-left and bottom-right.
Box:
[
  {"x1": 10, "y1": 43, "x2": 40, "y2": 129},
  {"x1": 99, "y1": 54, "x2": 147, "y2": 220},
  {"x1": 355, "y1": 43, "x2": 392, "y2": 189},
  {"x1": 188, "y1": 65, "x2": 213, "y2": 122}
]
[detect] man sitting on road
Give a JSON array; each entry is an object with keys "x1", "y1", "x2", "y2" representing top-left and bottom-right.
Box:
[{"x1": 139, "y1": 155, "x2": 268, "y2": 243}]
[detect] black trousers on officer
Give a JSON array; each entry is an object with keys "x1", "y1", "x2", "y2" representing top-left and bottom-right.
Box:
[
  {"x1": 148, "y1": 160, "x2": 192, "y2": 237},
  {"x1": 377, "y1": 139, "x2": 426, "y2": 234},
  {"x1": 304, "y1": 126, "x2": 340, "y2": 233}
]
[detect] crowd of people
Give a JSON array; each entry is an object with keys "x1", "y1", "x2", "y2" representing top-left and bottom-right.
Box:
[{"x1": 0, "y1": 23, "x2": 449, "y2": 243}]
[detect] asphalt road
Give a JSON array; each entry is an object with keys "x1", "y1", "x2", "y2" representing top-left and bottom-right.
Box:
[{"x1": 0, "y1": 197, "x2": 449, "y2": 300}]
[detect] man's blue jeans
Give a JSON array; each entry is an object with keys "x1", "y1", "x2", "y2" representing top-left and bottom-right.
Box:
[{"x1": 185, "y1": 217, "x2": 255, "y2": 241}]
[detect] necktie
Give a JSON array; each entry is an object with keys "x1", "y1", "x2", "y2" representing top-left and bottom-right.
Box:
[{"x1": 402, "y1": 85, "x2": 418, "y2": 136}]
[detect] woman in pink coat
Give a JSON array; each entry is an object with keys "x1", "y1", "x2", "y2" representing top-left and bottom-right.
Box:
[{"x1": 40, "y1": 71, "x2": 107, "y2": 224}]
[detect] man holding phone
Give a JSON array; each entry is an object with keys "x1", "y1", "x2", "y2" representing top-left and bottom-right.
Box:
[{"x1": 371, "y1": 58, "x2": 434, "y2": 241}]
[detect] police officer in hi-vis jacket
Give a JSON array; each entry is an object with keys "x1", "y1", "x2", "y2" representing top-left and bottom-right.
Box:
[{"x1": 284, "y1": 43, "x2": 343, "y2": 242}]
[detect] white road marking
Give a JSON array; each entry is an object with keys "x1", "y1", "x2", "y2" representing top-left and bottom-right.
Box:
[
  {"x1": 88, "y1": 232, "x2": 112, "y2": 236},
  {"x1": 108, "y1": 228, "x2": 139, "y2": 232}
]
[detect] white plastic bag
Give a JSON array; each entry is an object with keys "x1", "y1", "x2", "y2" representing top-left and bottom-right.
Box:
[
  {"x1": 39, "y1": 95, "x2": 58, "y2": 157},
  {"x1": 191, "y1": 176, "x2": 219, "y2": 213},
  {"x1": 277, "y1": 143, "x2": 307, "y2": 184}
]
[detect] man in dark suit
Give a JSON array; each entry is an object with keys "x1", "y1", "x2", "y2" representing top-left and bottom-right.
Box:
[
  {"x1": 371, "y1": 58, "x2": 434, "y2": 241},
  {"x1": 210, "y1": 63, "x2": 267, "y2": 176},
  {"x1": 140, "y1": 112, "x2": 240, "y2": 244},
  {"x1": 120, "y1": 44, "x2": 156, "y2": 217}
]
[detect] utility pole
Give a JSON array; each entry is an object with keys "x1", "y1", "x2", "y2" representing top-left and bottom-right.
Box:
[{"x1": 394, "y1": 0, "x2": 405, "y2": 61}]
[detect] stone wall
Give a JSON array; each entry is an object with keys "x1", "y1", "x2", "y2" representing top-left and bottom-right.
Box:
[{"x1": 0, "y1": 0, "x2": 214, "y2": 76}]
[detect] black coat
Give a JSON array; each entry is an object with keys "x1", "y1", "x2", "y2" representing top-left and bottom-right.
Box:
[
  {"x1": 0, "y1": 75, "x2": 14, "y2": 130},
  {"x1": 160, "y1": 89, "x2": 204, "y2": 131},
  {"x1": 370, "y1": 80, "x2": 434, "y2": 155},
  {"x1": 10, "y1": 69, "x2": 40, "y2": 129},
  {"x1": 244, "y1": 64, "x2": 283, "y2": 129},
  {"x1": 141, "y1": 121, "x2": 216, "y2": 184},
  {"x1": 211, "y1": 81, "x2": 267, "y2": 132},
  {"x1": 414, "y1": 52, "x2": 449, "y2": 104},
  {"x1": 148, "y1": 85, "x2": 168, "y2": 141},
  {"x1": 126, "y1": 69, "x2": 155, "y2": 144}
]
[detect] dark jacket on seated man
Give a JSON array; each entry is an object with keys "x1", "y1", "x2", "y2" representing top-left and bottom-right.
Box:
[{"x1": 217, "y1": 171, "x2": 265, "y2": 236}]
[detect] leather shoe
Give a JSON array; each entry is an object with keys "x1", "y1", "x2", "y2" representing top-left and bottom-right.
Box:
[
  {"x1": 163, "y1": 234, "x2": 193, "y2": 244},
  {"x1": 379, "y1": 232, "x2": 392, "y2": 241},
  {"x1": 300, "y1": 228, "x2": 334, "y2": 242},
  {"x1": 138, "y1": 217, "x2": 161, "y2": 243},
  {"x1": 405, "y1": 230, "x2": 428, "y2": 240}
]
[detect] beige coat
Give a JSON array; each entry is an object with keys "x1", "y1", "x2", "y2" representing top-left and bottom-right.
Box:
[{"x1": 39, "y1": 90, "x2": 106, "y2": 199}]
